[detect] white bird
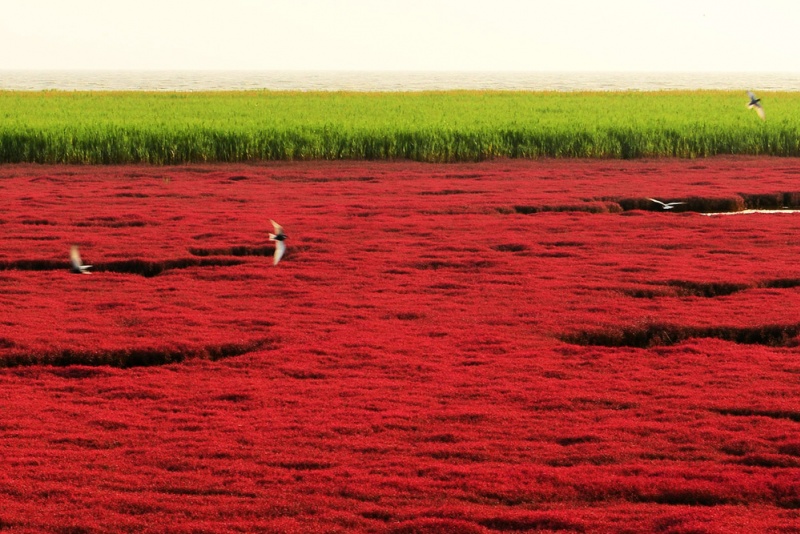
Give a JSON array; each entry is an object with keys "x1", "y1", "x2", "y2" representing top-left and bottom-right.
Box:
[
  {"x1": 70, "y1": 246, "x2": 92, "y2": 274},
  {"x1": 648, "y1": 198, "x2": 687, "y2": 210},
  {"x1": 269, "y1": 220, "x2": 287, "y2": 266},
  {"x1": 748, "y1": 91, "x2": 765, "y2": 121}
]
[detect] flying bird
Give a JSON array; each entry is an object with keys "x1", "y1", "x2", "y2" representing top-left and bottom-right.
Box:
[
  {"x1": 748, "y1": 91, "x2": 765, "y2": 121},
  {"x1": 648, "y1": 198, "x2": 687, "y2": 210},
  {"x1": 269, "y1": 220, "x2": 287, "y2": 265},
  {"x1": 70, "y1": 246, "x2": 92, "y2": 274}
]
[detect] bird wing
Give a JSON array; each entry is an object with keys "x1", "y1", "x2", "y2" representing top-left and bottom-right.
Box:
[
  {"x1": 667, "y1": 202, "x2": 687, "y2": 206},
  {"x1": 648, "y1": 198, "x2": 667, "y2": 207},
  {"x1": 70, "y1": 246, "x2": 83, "y2": 269},
  {"x1": 747, "y1": 91, "x2": 758, "y2": 101},
  {"x1": 273, "y1": 240, "x2": 286, "y2": 265},
  {"x1": 270, "y1": 219, "x2": 284, "y2": 237},
  {"x1": 754, "y1": 105, "x2": 765, "y2": 120}
]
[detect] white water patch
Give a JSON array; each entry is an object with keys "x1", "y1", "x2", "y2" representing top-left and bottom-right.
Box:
[
  {"x1": 702, "y1": 209, "x2": 800, "y2": 216},
  {"x1": 3, "y1": 70, "x2": 800, "y2": 92}
]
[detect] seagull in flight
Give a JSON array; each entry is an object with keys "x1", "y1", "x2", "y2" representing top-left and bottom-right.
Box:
[
  {"x1": 70, "y1": 246, "x2": 92, "y2": 274},
  {"x1": 648, "y1": 198, "x2": 687, "y2": 210},
  {"x1": 748, "y1": 91, "x2": 765, "y2": 121},
  {"x1": 269, "y1": 220, "x2": 287, "y2": 265}
]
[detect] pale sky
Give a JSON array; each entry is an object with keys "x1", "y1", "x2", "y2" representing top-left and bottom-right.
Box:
[{"x1": 2, "y1": 0, "x2": 799, "y2": 72}]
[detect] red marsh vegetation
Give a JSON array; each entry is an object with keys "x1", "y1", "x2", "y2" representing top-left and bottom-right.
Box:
[{"x1": 0, "y1": 158, "x2": 798, "y2": 533}]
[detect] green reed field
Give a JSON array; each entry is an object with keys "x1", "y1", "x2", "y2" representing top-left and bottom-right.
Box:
[{"x1": 1, "y1": 90, "x2": 798, "y2": 163}]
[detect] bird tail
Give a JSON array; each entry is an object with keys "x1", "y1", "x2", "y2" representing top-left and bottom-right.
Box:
[{"x1": 269, "y1": 233, "x2": 277, "y2": 241}]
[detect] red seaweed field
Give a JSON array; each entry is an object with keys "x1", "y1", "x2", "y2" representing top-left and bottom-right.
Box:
[{"x1": 0, "y1": 158, "x2": 798, "y2": 533}]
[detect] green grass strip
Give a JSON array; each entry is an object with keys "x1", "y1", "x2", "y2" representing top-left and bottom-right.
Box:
[{"x1": 1, "y1": 90, "x2": 798, "y2": 163}]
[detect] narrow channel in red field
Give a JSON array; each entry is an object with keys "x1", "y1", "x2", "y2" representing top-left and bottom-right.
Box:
[{"x1": 0, "y1": 158, "x2": 798, "y2": 533}]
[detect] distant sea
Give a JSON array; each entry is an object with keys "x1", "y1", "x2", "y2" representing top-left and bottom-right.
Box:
[{"x1": 2, "y1": 71, "x2": 800, "y2": 92}]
